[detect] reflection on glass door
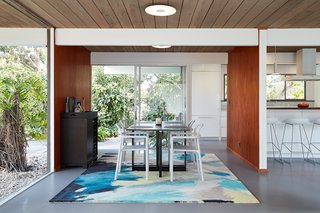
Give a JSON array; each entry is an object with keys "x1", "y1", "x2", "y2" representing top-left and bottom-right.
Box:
[
  {"x1": 91, "y1": 65, "x2": 186, "y2": 138},
  {"x1": 137, "y1": 66, "x2": 185, "y2": 122},
  {"x1": 0, "y1": 46, "x2": 48, "y2": 201}
]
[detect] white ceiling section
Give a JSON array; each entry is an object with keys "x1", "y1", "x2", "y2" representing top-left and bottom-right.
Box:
[
  {"x1": 55, "y1": 28, "x2": 258, "y2": 46},
  {"x1": 0, "y1": 28, "x2": 47, "y2": 46},
  {"x1": 267, "y1": 29, "x2": 320, "y2": 46}
]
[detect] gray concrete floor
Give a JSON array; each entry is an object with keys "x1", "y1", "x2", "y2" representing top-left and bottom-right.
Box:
[{"x1": 1, "y1": 140, "x2": 320, "y2": 213}]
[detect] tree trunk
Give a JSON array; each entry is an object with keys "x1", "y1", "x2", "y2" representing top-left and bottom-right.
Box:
[{"x1": 0, "y1": 94, "x2": 27, "y2": 171}]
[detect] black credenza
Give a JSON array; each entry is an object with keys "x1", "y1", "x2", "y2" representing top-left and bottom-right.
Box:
[{"x1": 61, "y1": 112, "x2": 98, "y2": 168}]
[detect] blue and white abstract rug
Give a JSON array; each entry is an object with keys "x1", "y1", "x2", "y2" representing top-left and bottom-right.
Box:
[{"x1": 50, "y1": 153, "x2": 259, "y2": 203}]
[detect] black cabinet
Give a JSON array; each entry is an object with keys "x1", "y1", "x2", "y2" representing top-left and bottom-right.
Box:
[{"x1": 61, "y1": 112, "x2": 98, "y2": 168}]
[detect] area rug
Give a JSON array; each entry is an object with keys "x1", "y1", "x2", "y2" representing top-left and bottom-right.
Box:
[{"x1": 50, "y1": 153, "x2": 259, "y2": 203}]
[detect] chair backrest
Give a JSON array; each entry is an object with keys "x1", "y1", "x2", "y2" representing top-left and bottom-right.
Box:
[
  {"x1": 187, "y1": 120, "x2": 196, "y2": 130},
  {"x1": 193, "y1": 123, "x2": 204, "y2": 136},
  {"x1": 116, "y1": 120, "x2": 126, "y2": 134}
]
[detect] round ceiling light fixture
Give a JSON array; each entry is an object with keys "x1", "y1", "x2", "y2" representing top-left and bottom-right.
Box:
[
  {"x1": 152, "y1": 45, "x2": 172, "y2": 49},
  {"x1": 145, "y1": 5, "x2": 176, "y2": 16}
]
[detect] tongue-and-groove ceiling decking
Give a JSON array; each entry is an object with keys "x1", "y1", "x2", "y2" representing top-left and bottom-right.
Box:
[{"x1": 1, "y1": 0, "x2": 320, "y2": 52}]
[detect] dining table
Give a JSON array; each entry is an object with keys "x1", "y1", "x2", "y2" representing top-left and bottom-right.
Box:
[{"x1": 127, "y1": 121, "x2": 190, "y2": 177}]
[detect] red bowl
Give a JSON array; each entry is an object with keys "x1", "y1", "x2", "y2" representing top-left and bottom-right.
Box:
[{"x1": 297, "y1": 103, "x2": 309, "y2": 108}]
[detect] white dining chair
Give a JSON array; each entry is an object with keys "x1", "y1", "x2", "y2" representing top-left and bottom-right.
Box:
[
  {"x1": 169, "y1": 124, "x2": 204, "y2": 182},
  {"x1": 114, "y1": 132, "x2": 149, "y2": 180}
]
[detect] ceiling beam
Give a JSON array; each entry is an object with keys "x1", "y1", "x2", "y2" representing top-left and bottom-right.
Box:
[
  {"x1": 268, "y1": 29, "x2": 320, "y2": 46},
  {"x1": 55, "y1": 28, "x2": 258, "y2": 46}
]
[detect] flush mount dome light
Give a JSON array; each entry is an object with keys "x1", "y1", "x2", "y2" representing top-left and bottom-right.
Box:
[
  {"x1": 152, "y1": 45, "x2": 172, "y2": 49},
  {"x1": 145, "y1": 5, "x2": 176, "y2": 16}
]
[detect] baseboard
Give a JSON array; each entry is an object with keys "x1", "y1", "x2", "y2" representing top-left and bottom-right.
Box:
[{"x1": 227, "y1": 147, "x2": 269, "y2": 173}]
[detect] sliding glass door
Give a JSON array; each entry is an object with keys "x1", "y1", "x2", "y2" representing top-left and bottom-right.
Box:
[
  {"x1": 92, "y1": 65, "x2": 186, "y2": 138},
  {"x1": 137, "y1": 66, "x2": 186, "y2": 122}
]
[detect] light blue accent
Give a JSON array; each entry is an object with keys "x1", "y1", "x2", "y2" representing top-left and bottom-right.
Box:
[
  {"x1": 209, "y1": 171, "x2": 230, "y2": 177},
  {"x1": 207, "y1": 161, "x2": 224, "y2": 167},
  {"x1": 218, "y1": 178, "x2": 246, "y2": 190}
]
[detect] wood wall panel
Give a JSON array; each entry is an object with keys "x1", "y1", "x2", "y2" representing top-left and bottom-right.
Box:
[
  {"x1": 227, "y1": 46, "x2": 259, "y2": 170},
  {"x1": 54, "y1": 46, "x2": 91, "y2": 170}
]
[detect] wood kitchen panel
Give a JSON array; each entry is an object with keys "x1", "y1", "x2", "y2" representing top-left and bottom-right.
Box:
[
  {"x1": 227, "y1": 46, "x2": 260, "y2": 171},
  {"x1": 54, "y1": 46, "x2": 91, "y2": 170}
]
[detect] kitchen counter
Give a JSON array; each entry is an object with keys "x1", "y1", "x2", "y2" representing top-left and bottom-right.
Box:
[{"x1": 267, "y1": 107, "x2": 320, "y2": 110}]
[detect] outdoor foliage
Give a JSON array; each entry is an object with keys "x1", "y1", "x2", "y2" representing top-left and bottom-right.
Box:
[
  {"x1": 266, "y1": 74, "x2": 305, "y2": 100},
  {"x1": 0, "y1": 46, "x2": 47, "y2": 139},
  {"x1": 92, "y1": 66, "x2": 183, "y2": 142},
  {"x1": 0, "y1": 46, "x2": 47, "y2": 171},
  {"x1": 92, "y1": 67, "x2": 134, "y2": 140},
  {"x1": 141, "y1": 73, "x2": 181, "y2": 121}
]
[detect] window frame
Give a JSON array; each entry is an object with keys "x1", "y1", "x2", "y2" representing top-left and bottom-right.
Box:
[
  {"x1": 223, "y1": 74, "x2": 307, "y2": 101},
  {"x1": 266, "y1": 74, "x2": 307, "y2": 101},
  {"x1": 223, "y1": 74, "x2": 227, "y2": 101}
]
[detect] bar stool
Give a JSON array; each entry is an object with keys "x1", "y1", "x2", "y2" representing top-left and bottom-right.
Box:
[
  {"x1": 267, "y1": 117, "x2": 283, "y2": 162},
  {"x1": 280, "y1": 118, "x2": 314, "y2": 162},
  {"x1": 308, "y1": 118, "x2": 320, "y2": 163}
]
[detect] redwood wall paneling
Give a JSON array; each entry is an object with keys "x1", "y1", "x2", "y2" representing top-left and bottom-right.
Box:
[
  {"x1": 54, "y1": 46, "x2": 91, "y2": 170},
  {"x1": 227, "y1": 46, "x2": 259, "y2": 170}
]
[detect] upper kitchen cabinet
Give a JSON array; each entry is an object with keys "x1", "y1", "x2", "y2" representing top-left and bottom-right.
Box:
[{"x1": 191, "y1": 64, "x2": 221, "y2": 138}]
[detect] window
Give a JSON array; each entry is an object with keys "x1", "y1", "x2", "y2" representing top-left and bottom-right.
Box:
[
  {"x1": 266, "y1": 75, "x2": 305, "y2": 100},
  {"x1": 223, "y1": 74, "x2": 306, "y2": 101},
  {"x1": 224, "y1": 74, "x2": 227, "y2": 100}
]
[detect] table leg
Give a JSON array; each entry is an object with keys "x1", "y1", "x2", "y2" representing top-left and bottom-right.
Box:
[
  {"x1": 184, "y1": 135, "x2": 187, "y2": 168},
  {"x1": 159, "y1": 131, "x2": 163, "y2": 177},
  {"x1": 156, "y1": 131, "x2": 159, "y2": 168},
  {"x1": 132, "y1": 137, "x2": 135, "y2": 171}
]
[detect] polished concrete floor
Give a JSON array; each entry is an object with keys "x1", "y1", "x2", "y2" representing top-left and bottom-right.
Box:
[{"x1": 1, "y1": 140, "x2": 320, "y2": 213}]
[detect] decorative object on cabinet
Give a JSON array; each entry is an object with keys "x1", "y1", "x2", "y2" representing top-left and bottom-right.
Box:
[{"x1": 60, "y1": 112, "x2": 98, "y2": 168}]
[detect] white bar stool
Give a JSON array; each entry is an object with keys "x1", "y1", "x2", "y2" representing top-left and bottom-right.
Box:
[
  {"x1": 280, "y1": 118, "x2": 314, "y2": 162},
  {"x1": 267, "y1": 117, "x2": 283, "y2": 162},
  {"x1": 308, "y1": 118, "x2": 320, "y2": 163}
]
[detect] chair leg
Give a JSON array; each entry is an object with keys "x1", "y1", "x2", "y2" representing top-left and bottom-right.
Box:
[
  {"x1": 115, "y1": 149, "x2": 122, "y2": 180},
  {"x1": 114, "y1": 154, "x2": 119, "y2": 180},
  {"x1": 170, "y1": 139, "x2": 174, "y2": 182},
  {"x1": 195, "y1": 153, "x2": 200, "y2": 174},
  {"x1": 145, "y1": 140, "x2": 149, "y2": 180},
  {"x1": 197, "y1": 151, "x2": 204, "y2": 181}
]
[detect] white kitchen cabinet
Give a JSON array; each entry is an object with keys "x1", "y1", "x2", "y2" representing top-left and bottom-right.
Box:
[
  {"x1": 192, "y1": 116, "x2": 220, "y2": 137},
  {"x1": 220, "y1": 110, "x2": 227, "y2": 138},
  {"x1": 191, "y1": 65, "x2": 221, "y2": 138}
]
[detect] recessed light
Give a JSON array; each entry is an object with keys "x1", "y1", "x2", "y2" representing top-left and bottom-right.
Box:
[
  {"x1": 145, "y1": 5, "x2": 176, "y2": 16},
  {"x1": 152, "y1": 45, "x2": 172, "y2": 49}
]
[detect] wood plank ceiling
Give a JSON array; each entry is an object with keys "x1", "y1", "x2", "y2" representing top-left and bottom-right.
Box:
[{"x1": 1, "y1": 0, "x2": 320, "y2": 52}]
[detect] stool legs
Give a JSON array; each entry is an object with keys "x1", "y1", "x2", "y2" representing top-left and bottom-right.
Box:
[
  {"x1": 268, "y1": 123, "x2": 283, "y2": 162},
  {"x1": 280, "y1": 123, "x2": 314, "y2": 163},
  {"x1": 308, "y1": 123, "x2": 319, "y2": 163}
]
